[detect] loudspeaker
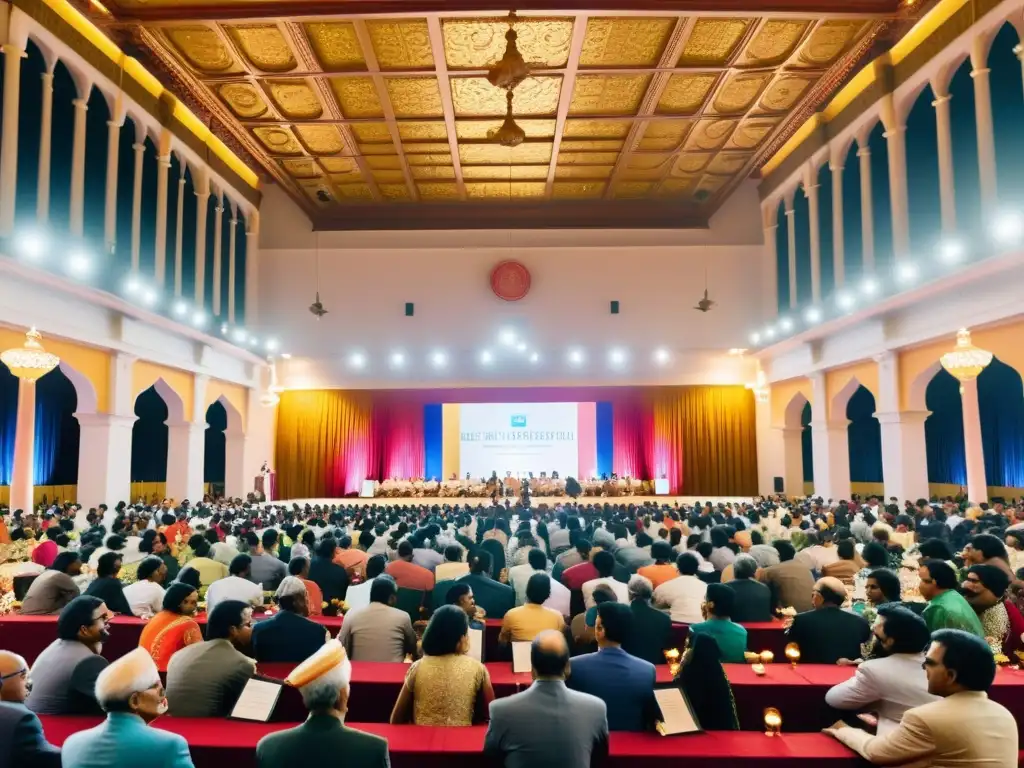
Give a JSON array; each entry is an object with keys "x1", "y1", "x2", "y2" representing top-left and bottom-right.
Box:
[
  {"x1": 610, "y1": 300, "x2": 620, "y2": 314},
  {"x1": 773, "y1": 476, "x2": 784, "y2": 493},
  {"x1": 405, "y1": 302, "x2": 414, "y2": 317}
]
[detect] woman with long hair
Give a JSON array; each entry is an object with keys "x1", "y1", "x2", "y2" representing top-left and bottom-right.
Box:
[{"x1": 674, "y1": 633, "x2": 740, "y2": 731}]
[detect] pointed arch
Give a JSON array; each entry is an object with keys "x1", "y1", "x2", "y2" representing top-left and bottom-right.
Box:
[
  {"x1": 84, "y1": 83, "x2": 111, "y2": 248},
  {"x1": 989, "y1": 22, "x2": 1024, "y2": 205},
  {"x1": 846, "y1": 385, "x2": 882, "y2": 483}
]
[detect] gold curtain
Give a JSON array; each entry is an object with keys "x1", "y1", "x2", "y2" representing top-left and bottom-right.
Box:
[{"x1": 275, "y1": 390, "x2": 374, "y2": 499}]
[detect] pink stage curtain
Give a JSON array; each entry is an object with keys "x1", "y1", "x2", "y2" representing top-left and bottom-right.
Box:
[
  {"x1": 372, "y1": 400, "x2": 425, "y2": 481},
  {"x1": 612, "y1": 398, "x2": 655, "y2": 481}
]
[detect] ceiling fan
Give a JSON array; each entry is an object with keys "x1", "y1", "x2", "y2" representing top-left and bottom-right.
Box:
[
  {"x1": 308, "y1": 231, "x2": 328, "y2": 319},
  {"x1": 694, "y1": 268, "x2": 715, "y2": 313}
]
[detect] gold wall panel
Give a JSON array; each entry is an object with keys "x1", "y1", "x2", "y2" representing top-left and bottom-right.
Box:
[
  {"x1": 385, "y1": 78, "x2": 444, "y2": 118},
  {"x1": 738, "y1": 20, "x2": 811, "y2": 66},
  {"x1": 226, "y1": 25, "x2": 296, "y2": 73},
  {"x1": 253, "y1": 126, "x2": 302, "y2": 155},
  {"x1": 397, "y1": 122, "x2": 448, "y2": 141},
  {"x1": 674, "y1": 153, "x2": 711, "y2": 174},
  {"x1": 367, "y1": 20, "x2": 434, "y2": 70},
  {"x1": 678, "y1": 18, "x2": 752, "y2": 66},
  {"x1": 621, "y1": 167, "x2": 664, "y2": 181},
  {"x1": 794, "y1": 20, "x2": 866, "y2": 68},
  {"x1": 555, "y1": 165, "x2": 614, "y2": 179},
  {"x1": 304, "y1": 22, "x2": 366, "y2": 72},
  {"x1": 466, "y1": 182, "x2": 545, "y2": 199},
  {"x1": 459, "y1": 142, "x2": 553, "y2": 165},
  {"x1": 638, "y1": 119, "x2": 692, "y2": 151},
  {"x1": 366, "y1": 155, "x2": 404, "y2": 170},
  {"x1": 726, "y1": 118, "x2": 781, "y2": 150},
  {"x1": 330, "y1": 77, "x2": 384, "y2": 118},
  {"x1": 658, "y1": 177, "x2": 699, "y2": 197},
  {"x1": 405, "y1": 153, "x2": 452, "y2": 165},
  {"x1": 417, "y1": 182, "x2": 460, "y2": 199},
  {"x1": 457, "y1": 119, "x2": 556, "y2": 139},
  {"x1": 442, "y1": 17, "x2": 574, "y2": 69},
  {"x1": 266, "y1": 80, "x2": 323, "y2": 120},
  {"x1": 657, "y1": 74, "x2": 717, "y2": 115},
  {"x1": 359, "y1": 142, "x2": 397, "y2": 155},
  {"x1": 333, "y1": 183, "x2": 375, "y2": 201},
  {"x1": 560, "y1": 139, "x2": 624, "y2": 152},
  {"x1": 685, "y1": 119, "x2": 737, "y2": 151},
  {"x1": 320, "y1": 157, "x2": 360, "y2": 177},
  {"x1": 451, "y1": 76, "x2": 561, "y2": 117},
  {"x1": 461, "y1": 165, "x2": 549, "y2": 180},
  {"x1": 295, "y1": 125, "x2": 346, "y2": 155},
  {"x1": 403, "y1": 142, "x2": 451, "y2": 154},
  {"x1": 371, "y1": 169, "x2": 407, "y2": 183},
  {"x1": 553, "y1": 181, "x2": 607, "y2": 199},
  {"x1": 614, "y1": 181, "x2": 656, "y2": 199},
  {"x1": 351, "y1": 123, "x2": 391, "y2": 143},
  {"x1": 627, "y1": 152, "x2": 672, "y2": 170},
  {"x1": 569, "y1": 74, "x2": 651, "y2": 116},
  {"x1": 164, "y1": 26, "x2": 238, "y2": 73},
  {"x1": 411, "y1": 166, "x2": 456, "y2": 180},
  {"x1": 379, "y1": 184, "x2": 412, "y2": 200},
  {"x1": 711, "y1": 72, "x2": 771, "y2": 115},
  {"x1": 705, "y1": 152, "x2": 751, "y2": 175},
  {"x1": 758, "y1": 75, "x2": 816, "y2": 113},
  {"x1": 217, "y1": 83, "x2": 268, "y2": 119},
  {"x1": 281, "y1": 158, "x2": 321, "y2": 178},
  {"x1": 578, "y1": 18, "x2": 675, "y2": 68},
  {"x1": 563, "y1": 120, "x2": 630, "y2": 139},
  {"x1": 556, "y1": 151, "x2": 620, "y2": 165}
]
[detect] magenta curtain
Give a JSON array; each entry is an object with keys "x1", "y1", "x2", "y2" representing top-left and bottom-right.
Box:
[
  {"x1": 612, "y1": 397, "x2": 656, "y2": 481},
  {"x1": 372, "y1": 399, "x2": 425, "y2": 481}
]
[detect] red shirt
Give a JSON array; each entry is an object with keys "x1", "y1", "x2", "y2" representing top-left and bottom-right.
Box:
[
  {"x1": 561, "y1": 561, "x2": 598, "y2": 592},
  {"x1": 385, "y1": 559, "x2": 435, "y2": 592},
  {"x1": 1004, "y1": 599, "x2": 1024, "y2": 657}
]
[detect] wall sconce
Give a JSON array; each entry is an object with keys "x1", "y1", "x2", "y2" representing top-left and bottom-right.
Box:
[
  {"x1": 764, "y1": 707, "x2": 782, "y2": 736},
  {"x1": 784, "y1": 643, "x2": 800, "y2": 668}
]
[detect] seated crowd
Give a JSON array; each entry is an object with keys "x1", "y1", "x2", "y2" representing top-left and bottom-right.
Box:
[{"x1": 1, "y1": 493, "x2": 1022, "y2": 767}]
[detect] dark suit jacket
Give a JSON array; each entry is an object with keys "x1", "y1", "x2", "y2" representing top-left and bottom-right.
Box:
[
  {"x1": 459, "y1": 573, "x2": 515, "y2": 620},
  {"x1": 727, "y1": 578, "x2": 774, "y2": 623},
  {"x1": 251, "y1": 610, "x2": 327, "y2": 663},
  {"x1": 0, "y1": 702, "x2": 60, "y2": 768},
  {"x1": 84, "y1": 577, "x2": 132, "y2": 616},
  {"x1": 786, "y1": 605, "x2": 871, "y2": 664},
  {"x1": 614, "y1": 546, "x2": 654, "y2": 575},
  {"x1": 256, "y1": 713, "x2": 388, "y2": 768},
  {"x1": 308, "y1": 556, "x2": 350, "y2": 603},
  {"x1": 621, "y1": 600, "x2": 672, "y2": 666},
  {"x1": 566, "y1": 647, "x2": 657, "y2": 731}
]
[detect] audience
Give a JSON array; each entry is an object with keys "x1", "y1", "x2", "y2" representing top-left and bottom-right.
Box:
[
  {"x1": 204, "y1": 554, "x2": 265, "y2": 614},
  {"x1": 434, "y1": 544, "x2": 470, "y2": 582},
  {"x1": 690, "y1": 583, "x2": 748, "y2": 663},
  {"x1": 122, "y1": 556, "x2": 167, "y2": 619},
  {"x1": 139, "y1": 582, "x2": 202, "y2": 672},
  {"x1": 962, "y1": 564, "x2": 1024, "y2": 656},
  {"x1": 652, "y1": 553, "x2": 707, "y2": 623},
  {"x1": 674, "y1": 633, "x2": 740, "y2": 730},
  {"x1": 308, "y1": 537, "x2": 350, "y2": 605},
  {"x1": 252, "y1": 577, "x2": 328, "y2": 663},
  {"x1": 338, "y1": 574, "x2": 417, "y2": 662},
  {"x1": 637, "y1": 541, "x2": 678, "y2": 588},
  {"x1": 248, "y1": 530, "x2": 287, "y2": 591},
  {"x1": 290, "y1": 556, "x2": 324, "y2": 617},
  {"x1": 726, "y1": 554, "x2": 773, "y2": 622},
  {"x1": 385, "y1": 541, "x2": 435, "y2": 591},
  {"x1": 181, "y1": 534, "x2": 229, "y2": 587},
  {"x1": 346, "y1": 553, "x2": 386, "y2": 612},
  {"x1": 500, "y1": 573, "x2": 566, "y2": 643},
  {"x1": 786, "y1": 577, "x2": 870, "y2": 664},
  {"x1": 460, "y1": 551, "x2": 515, "y2": 620},
  {"x1": 20, "y1": 552, "x2": 82, "y2": 615},
  {"x1": 84, "y1": 552, "x2": 132, "y2": 615},
  {"x1": 758, "y1": 541, "x2": 815, "y2": 612},
  {"x1": 0, "y1": 650, "x2": 60, "y2": 768},
  {"x1": 919, "y1": 559, "x2": 985, "y2": 636},
  {"x1": 822, "y1": 539, "x2": 860, "y2": 587},
  {"x1": 582, "y1": 551, "x2": 629, "y2": 607},
  {"x1": 621, "y1": 574, "x2": 672, "y2": 666}
]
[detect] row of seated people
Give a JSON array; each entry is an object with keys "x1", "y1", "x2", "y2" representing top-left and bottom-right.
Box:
[{"x1": 374, "y1": 476, "x2": 652, "y2": 498}]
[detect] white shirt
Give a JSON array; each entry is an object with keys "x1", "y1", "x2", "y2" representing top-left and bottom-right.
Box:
[
  {"x1": 204, "y1": 575, "x2": 264, "y2": 614},
  {"x1": 824, "y1": 653, "x2": 939, "y2": 736},
  {"x1": 652, "y1": 575, "x2": 707, "y2": 623},
  {"x1": 581, "y1": 577, "x2": 629, "y2": 608},
  {"x1": 543, "y1": 578, "x2": 571, "y2": 617},
  {"x1": 508, "y1": 563, "x2": 538, "y2": 606},
  {"x1": 122, "y1": 580, "x2": 165, "y2": 619},
  {"x1": 345, "y1": 577, "x2": 376, "y2": 613},
  {"x1": 796, "y1": 545, "x2": 840, "y2": 572}
]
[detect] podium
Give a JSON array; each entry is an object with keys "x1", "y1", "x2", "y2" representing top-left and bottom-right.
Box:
[
  {"x1": 654, "y1": 478, "x2": 670, "y2": 495},
  {"x1": 254, "y1": 472, "x2": 277, "y2": 501}
]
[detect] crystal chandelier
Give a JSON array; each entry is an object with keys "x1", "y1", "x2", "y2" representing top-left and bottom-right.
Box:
[
  {"x1": 0, "y1": 327, "x2": 60, "y2": 381},
  {"x1": 746, "y1": 369, "x2": 770, "y2": 403},
  {"x1": 940, "y1": 328, "x2": 992, "y2": 392}
]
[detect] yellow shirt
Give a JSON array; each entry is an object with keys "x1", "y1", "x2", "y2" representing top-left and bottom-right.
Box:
[
  {"x1": 435, "y1": 562, "x2": 470, "y2": 582},
  {"x1": 499, "y1": 603, "x2": 565, "y2": 643}
]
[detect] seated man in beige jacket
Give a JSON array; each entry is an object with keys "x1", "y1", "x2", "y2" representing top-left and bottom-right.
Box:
[{"x1": 824, "y1": 628, "x2": 1017, "y2": 767}]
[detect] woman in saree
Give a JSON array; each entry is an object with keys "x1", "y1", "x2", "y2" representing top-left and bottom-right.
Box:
[
  {"x1": 138, "y1": 581, "x2": 202, "y2": 671},
  {"x1": 674, "y1": 632, "x2": 740, "y2": 730}
]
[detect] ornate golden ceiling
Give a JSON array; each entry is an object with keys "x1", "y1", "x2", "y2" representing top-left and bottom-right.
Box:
[{"x1": 106, "y1": 6, "x2": 889, "y2": 226}]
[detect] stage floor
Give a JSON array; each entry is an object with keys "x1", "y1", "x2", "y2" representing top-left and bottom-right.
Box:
[{"x1": 270, "y1": 495, "x2": 752, "y2": 508}]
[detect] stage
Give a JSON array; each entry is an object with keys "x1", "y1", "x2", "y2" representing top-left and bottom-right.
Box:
[{"x1": 268, "y1": 495, "x2": 752, "y2": 508}]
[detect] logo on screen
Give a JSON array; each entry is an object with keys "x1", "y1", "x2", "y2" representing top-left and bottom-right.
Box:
[{"x1": 511, "y1": 414, "x2": 527, "y2": 428}]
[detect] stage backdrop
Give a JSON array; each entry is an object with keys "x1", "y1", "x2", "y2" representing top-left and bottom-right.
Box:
[{"x1": 274, "y1": 386, "x2": 757, "y2": 498}]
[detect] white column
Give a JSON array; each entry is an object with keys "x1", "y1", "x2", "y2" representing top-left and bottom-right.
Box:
[
  {"x1": 874, "y1": 351, "x2": 930, "y2": 503},
  {"x1": 228, "y1": 214, "x2": 238, "y2": 323},
  {"x1": 10, "y1": 379, "x2": 36, "y2": 512},
  {"x1": 961, "y1": 377, "x2": 988, "y2": 504},
  {"x1": 212, "y1": 194, "x2": 224, "y2": 316},
  {"x1": 932, "y1": 93, "x2": 957, "y2": 233},
  {"x1": 754, "y1": 393, "x2": 776, "y2": 495},
  {"x1": 103, "y1": 119, "x2": 121, "y2": 252},
  {"x1": 971, "y1": 40, "x2": 998, "y2": 209},
  {"x1": 762, "y1": 221, "x2": 779, "y2": 318},
  {"x1": 806, "y1": 182, "x2": 821, "y2": 301},
  {"x1": 785, "y1": 205, "x2": 797, "y2": 309},
  {"x1": 777, "y1": 426, "x2": 805, "y2": 497},
  {"x1": 194, "y1": 178, "x2": 210, "y2": 307},
  {"x1": 884, "y1": 124, "x2": 910, "y2": 260},
  {"x1": 130, "y1": 140, "x2": 145, "y2": 272},
  {"x1": 154, "y1": 154, "x2": 171, "y2": 286},
  {"x1": 36, "y1": 71, "x2": 54, "y2": 226},
  {"x1": 809, "y1": 373, "x2": 852, "y2": 501},
  {"x1": 76, "y1": 352, "x2": 136, "y2": 508},
  {"x1": 858, "y1": 144, "x2": 875, "y2": 273},
  {"x1": 245, "y1": 211, "x2": 260, "y2": 325},
  {"x1": 174, "y1": 168, "x2": 186, "y2": 297},
  {"x1": 166, "y1": 374, "x2": 209, "y2": 503},
  {"x1": 831, "y1": 162, "x2": 845, "y2": 287},
  {"x1": 0, "y1": 44, "x2": 24, "y2": 236},
  {"x1": 69, "y1": 97, "x2": 89, "y2": 238}
]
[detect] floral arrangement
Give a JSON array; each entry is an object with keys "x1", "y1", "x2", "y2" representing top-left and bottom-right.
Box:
[{"x1": 0, "y1": 591, "x2": 19, "y2": 616}]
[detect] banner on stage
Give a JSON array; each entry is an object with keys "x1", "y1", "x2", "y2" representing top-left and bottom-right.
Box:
[{"x1": 459, "y1": 402, "x2": 581, "y2": 478}]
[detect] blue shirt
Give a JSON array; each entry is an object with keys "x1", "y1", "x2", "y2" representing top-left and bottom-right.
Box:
[{"x1": 566, "y1": 646, "x2": 656, "y2": 731}]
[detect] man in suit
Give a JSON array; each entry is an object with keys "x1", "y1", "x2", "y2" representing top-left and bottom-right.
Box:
[
  {"x1": 485, "y1": 630, "x2": 608, "y2": 768},
  {"x1": 826, "y1": 629, "x2": 1018, "y2": 765},
  {"x1": 758, "y1": 541, "x2": 815, "y2": 612},
  {"x1": 786, "y1": 577, "x2": 871, "y2": 664},
  {"x1": 256, "y1": 641, "x2": 388, "y2": 768},
  {"x1": 337, "y1": 574, "x2": 417, "y2": 662},
  {"x1": 61, "y1": 647, "x2": 194, "y2": 768},
  {"x1": 622, "y1": 575, "x2": 672, "y2": 666},
  {"x1": 252, "y1": 577, "x2": 329, "y2": 663},
  {"x1": 825, "y1": 605, "x2": 938, "y2": 735},
  {"x1": 166, "y1": 600, "x2": 256, "y2": 717},
  {"x1": 308, "y1": 538, "x2": 350, "y2": 605},
  {"x1": 567, "y1": 602, "x2": 656, "y2": 731},
  {"x1": 0, "y1": 650, "x2": 60, "y2": 768},
  {"x1": 723, "y1": 554, "x2": 773, "y2": 622},
  {"x1": 459, "y1": 551, "x2": 515, "y2": 619}
]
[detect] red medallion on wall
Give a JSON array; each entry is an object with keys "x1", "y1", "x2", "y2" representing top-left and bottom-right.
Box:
[{"x1": 491, "y1": 260, "x2": 531, "y2": 302}]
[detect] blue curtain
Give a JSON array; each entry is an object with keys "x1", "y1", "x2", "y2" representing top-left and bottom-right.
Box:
[
  {"x1": 801, "y1": 402, "x2": 813, "y2": 482},
  {"x1": 204, "y1": 400, "x2": 226, "y2": 483},
  {"x1": 0, "y1": 365, "x2": 17, "y2": 485},
  {"x1": 423, "y1": 404, "x2": 442, "y2": 480},
  {"x1": 793, "y1": 186, "x2": 812, "y2": 304},
  {"x1": 949, "y1": 59, "x2": 982, "y2": 239},
  {"x1": 926, "y1": 369, "x2": 967, "y2": 484},
  {"x1": 775, "y1": 202, "x2": 789, "y2": 313},
  {"x1": 841, "y1": 142, "x2": 863, "y2": 282},
  {"x1": 131, "y1": 386, "x2": 168, "y2": 482},
  {"x1": 978, "y1": 358, "x2": 1024, "y2": 487},
  {"x1": 847, "y1": 386, "x2": 882, "y2": 482},
  {"x1": 596, "y1": 401, "x2": 614, "y2": 478},
  {"x1": 817, "y1": 163, "x2": 834, "y2": 296},
  {"x1": 905, "y1": 82, "x2": 942, "y2": 255},
  {"x1": 990, "y1": 23, "x2": 1024, "y2": 207},
  {"x1": 868, "y1": 121, "x2": 893, "y2": 273},
  {"x1": 0, "y1": 365, "x2": 78, "y2": 486}
]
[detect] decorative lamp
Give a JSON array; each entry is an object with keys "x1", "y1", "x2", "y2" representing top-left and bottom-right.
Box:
[
  {"x1": 486, "y1": 11, "x2": 530, "y2": 91},
  {"x1": 940, "y1": 328, "x2": 992, "y2": 393},
  {"x1": 491, "y1": 91, "x2": 526, "y2": 148},
  {"x1": 764, "y1": 707, "x2": 782, "y2": 737},
  {"x1": 751, "y1": 662, "x2": 766, "y2": 676},
  {"x1": 784, "y1": 642, "x2": 800, "y2": 668},
  {"x1": 664, "y1": 648, "x2": 681, "y2": 676},
  {"x1": 760, "y1": 651, "x2": 774, "y2": 664},
  {"x1": 0, "y1": 327, "x2": 60, "y2": 381},
  {"x1": 746, "y1": 369, "x2": 770, "y2": 403}
]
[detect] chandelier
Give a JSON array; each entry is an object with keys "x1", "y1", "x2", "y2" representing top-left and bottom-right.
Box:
[
  {"x1": 486, "y1": 11, "x2": 530, "y2": 91},
  {"x1": 492, "y1": 90, "x2": 526, "y2": 148},
  {"x1": 940, "y1": 328, "x2": 993, "y2": 392},
  {"x1": 0, "y1": 327, "x2": 60, "y2": 381},
  {"x1": 746, "y1": 369, "x2": 770, "y2": 403}
]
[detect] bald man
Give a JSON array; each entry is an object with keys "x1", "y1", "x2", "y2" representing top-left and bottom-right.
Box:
[
  {"x1": 0, "y1": 651, "x2": 60, "y2": 768},
  {"x1": 484, "y1": 630, "x2": 608, "y2": 768},
  {"x1": 786, "y1": 576, "x2": 872, "y2": 664}
]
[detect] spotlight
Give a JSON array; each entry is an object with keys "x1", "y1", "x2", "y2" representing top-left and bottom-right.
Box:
[
  {"x1": 499, "y1": 328, "x2": 517, "y2": 346},
  {"x1": 232, "y1": 329, "x2": 247, "y2": 344},
  {"x1": 896, "y1": 261, "x2": 918, "y2": 284},
  {"x1": 67, "y1": 251, "x2": 91, "y2": 277},
  {"x1": 264, "y1": 338, "x2": 278, "y2": 352},
  {"x1": 515, "y1": 341, "x2": 527, "y2": 353},
  {"x1": 220, "y1": 323, "x2": 229, "y2": 335},
  {"x1": 749, "y1": 332, "x2": 761, "y2": 345},
  {"x1": 350, "y1": 352, "x2": 366, "y2": 369},
  {"x1": 779, "y1": 318, "x2": 794, "y2": 332},
  {"x1": 280, "y1": 353, "x2": 292, "y2": 360},
  {"x1": 654, "y1": 348, "x2": 670, "y2": 365},
  {"x1": 431, "y1": 351, "x2": 447, "y2": 368},
  {"x1": 568, "y1": 348, "x2": 585, "y2": 365},
  {"x1": 609, "y1": 348, "x2": 626, "y2": 366},
  {"x1": 390, "y1": 351, "x2": 405, "y2": 368},
  {"x1": 248, "y1": 336, "x2": 260, "y2": 348},
  {"x1": 993, "y1": 211, "x2": 1024, "y2": 245},
  {"x1": 480, "y1": 350, "x2": 494, "y2": 365},
  {"x1": 529, "y1": 352, "x2": 540, "y2": 364},
  {"x1": 836, "y1": 292, "x2": 855, "y2": 311},
  {"x1": 192, "y1": 311, "x2": 207, "y2": 328},
  {"x1": 174, "y1": 300, "x2": 189, "y2": 317},
  {"x1": 141, "y1": 288, "x2": 158, "y2": 308},
  {"x1": 124, "y1": 276, "x2": 141, "y2": 295},
  {"x1": 764, "y1": 327, "x2": 777, "y2": 340},
  {"x1": 861, "y1": 278, "x2": 878, "y2": 296},
  {"x1": 804, "y1": 307, "x2": 822, "y2": 324},
  {"x1": 17, "y1": 231, "x2": 45, "y2": 260},
  {"x1": 939, "y1": 239, "x2": 964, "y2": 264}
]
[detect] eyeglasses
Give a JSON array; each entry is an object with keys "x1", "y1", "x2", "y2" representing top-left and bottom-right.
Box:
[{"x1": 0, "y1": 668, "x2": 27, "y2": 683}]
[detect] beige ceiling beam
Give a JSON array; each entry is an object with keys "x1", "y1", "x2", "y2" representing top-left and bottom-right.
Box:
[
  {"x1": 544, "y1": 13, "x2": 589, "y2": 198},
  {"x1": 426, "y1": 14, "x2": 466, "y2": 201}
]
